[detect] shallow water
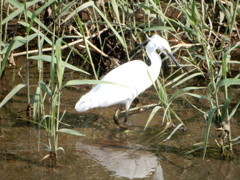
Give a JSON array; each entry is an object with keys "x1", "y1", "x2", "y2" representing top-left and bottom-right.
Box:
[{"x1": 1, "y1": 57, "x2": 240, "y2": 179}]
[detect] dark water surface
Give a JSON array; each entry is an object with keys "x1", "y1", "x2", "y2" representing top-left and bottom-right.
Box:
[{"x1": 1, "y1": 58, "x2": 240, "y2": 180}]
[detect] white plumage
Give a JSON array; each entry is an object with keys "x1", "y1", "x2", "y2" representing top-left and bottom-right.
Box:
[{"x1": 75, "y1": 34, "x2": 180, "y2": 125}]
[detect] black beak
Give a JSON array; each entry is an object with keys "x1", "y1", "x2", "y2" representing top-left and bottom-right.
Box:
[{"x1": 167, "y1": 52, "x2": 181, "y2": 68}]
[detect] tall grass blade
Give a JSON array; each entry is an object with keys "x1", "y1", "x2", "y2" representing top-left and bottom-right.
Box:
[
  {"x1": 221, "y1": 95, "x2": 232, "y2": 122},
  {"x1": 0, "y1": 83, "x2": 27, "y2": 108},
  {"x1": 110, "y1": 0, "x2": 129, "y2": 60},
  {"x1": 2, "y1": 0, "x2": 42, "y2": 25},
  {"x1": 216, "y1": 79, "x2": 240, "y2": 89},
  {"x1": 203, "y1": 105, "x2": 222, "y2": 159},
  {"x1": 27, "y1": 0, "x2": 55, "y2": 33},
  {"x1": 63, "y1": 79, "x2": 129, "y2": 88},
  {"x1": 56, "y1": 38, "x2": 63, "y2": 87},
  {"x1": 33, "y1": 87, "x2": 40, "y2": 120},
  {"x1": 163, "y1": 123, "x2": 184, "y2": 142},
  {"x1": 0, "y1": 34, "x2": 37, "y2": 55},
  {"x1": 170, "y1": 86, "x2": 206, "y2": 101},
  {"x1": 93, "y1": 5, "x2": 125, "y2": 47},
  {"x1": 29, "y1": 55, "x2": 90, "y2": 74},
  {"x1": 61, "y1": 1, "x2": 94, "y2": 25},
  {"x1": 183, "y1": 93, "x2": 209, "y2": 100},
  {"x1": 229, "y1": 0, "x2": 239, "y2": 34},
  {"x1": 56, "y1": 1, "x2": 76, "y2": 22},
  {"x1": 172, "y1": 72, "x2": 203, "y2": 88},
  {"x1": 76, "y1": 18, "x2": 98, "y2": 79},
  {"x1": 18, "y1": 22, "x2": 52, "y2": 45},
  {"x1": 144, "y1": 106, "x2": 162, "y2": 130},
  {"x1": 229, "y1": 101, "x2": 240, "y2": 120},
  {"x1": 39, "y1": 81, "x2": 52, "y2": 96}
]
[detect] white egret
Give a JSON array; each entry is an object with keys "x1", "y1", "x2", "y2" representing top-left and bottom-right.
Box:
[{"x1": 75, "y1": 34, "x2": 180, "y2": 125}]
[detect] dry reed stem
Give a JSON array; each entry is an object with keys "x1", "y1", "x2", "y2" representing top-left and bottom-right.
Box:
[{"x1": 12, "y1": 27, "x2": 110, "y2": 57}]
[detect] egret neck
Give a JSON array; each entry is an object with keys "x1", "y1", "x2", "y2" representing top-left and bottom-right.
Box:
[{"x1": 146, "y1": 42, "x2": 162, "y2": 83}]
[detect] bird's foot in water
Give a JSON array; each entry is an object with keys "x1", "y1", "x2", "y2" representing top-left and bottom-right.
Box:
[
  {"x1": 113, "y1": 116, "x2": 120, "y2": 126},
  {"x1": 123, "y1": 121, "x2": 132, "y2": 127},
  {"x1": 113, "y1": 116, "x2": 134, "y2": 127}
]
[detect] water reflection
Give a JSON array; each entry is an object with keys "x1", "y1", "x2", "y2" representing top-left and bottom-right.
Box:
[{"x1": 75, "y1": 141, "x2": 163, "y2": 179}]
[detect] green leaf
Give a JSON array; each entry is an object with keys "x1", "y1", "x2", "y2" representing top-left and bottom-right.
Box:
[
  {"x1": 217, "y1": 78, "x2": 240, "y2": 89},
  {"x1": 144, "y1": 106, "x2": 162, "y2": 130},
  {"x1": 26, "y1": 12, "x2": 52, "y2": 34},
  {"x1": 229, "y1": 101, "x2": 240, "y2": 120},
  {"x1": 163, "y1": 123, "x2": 184, "y2": 142},
  {"x1": 93, "y1": 5, "x2": 126, "y2": 48},
  {"x1": 3, "y1": 0, "x2": 44, "y2": 25},
  {"x1": 63, "y1": 79, "x2": 129, "y2": 88},
  {"x1": 172, "y1": 72, "x2": 203, "y2": 88},
  {"x1": 29, "y1": 55, "x2": 90, "y2": 75},
  {"x1": 57, "y1": 1, "x2": 77, "y2": 21},
  {"x1": 58, "y1": 128, "x2": 85, "y2": 136},
  {"x1": 33, "y1": 87, "x2": 40, "y2": 120},
  {"x1": 55, "y1": 38, "x2": 63, "y2": 86},
  {"x1": 3, "y1": 0, "x2": 52, "y2": 34},
  {"x1": 0, "y1": 83, "x2": 27, "y2": 108},
  {"x1": 0, "y1": 34, "x2": 38, "y2": 54},
  {"x1": 221, "y1": 95, "x2": 231, "y2": 122},
  {"x1": 203, "y1": 105, "x2": 222, "y2": 159},
  {"x1": 18, "y1": 22, "x2": 52, "y2": 45},
  {"x1": 27, "y1": 0, "x2": 55, "y2": 32},
  {"x1": 39, "y1": 81, "x2": 52, "y2": 96},
  {"x1": 184, "y1": 93, "x2": 209, "y2": 100},
  {"x1": 61, "y1": 1, "x2": 94, "y2": 25},
  {"x1": 170, "y1": 86, "x2": 206, "y2": 101}
]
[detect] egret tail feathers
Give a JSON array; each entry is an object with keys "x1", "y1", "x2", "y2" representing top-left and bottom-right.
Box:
[
  {"x1": 75, "y1": 94, "x2": 99, "y2": 112},
  {"x1": 75, "y1": 100, "x2": 90, "y2": 112}
]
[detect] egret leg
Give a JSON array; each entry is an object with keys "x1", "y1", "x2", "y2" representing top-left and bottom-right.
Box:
[
  {"x1": 113, "y1": 105, "x2": 120, "y2": 125},
  {"x1": 124, "y1": 102, "x2": 132, "y2": 126},
  {"x1": 123, "y1": 110, "x2": 129, "y2": 125}
]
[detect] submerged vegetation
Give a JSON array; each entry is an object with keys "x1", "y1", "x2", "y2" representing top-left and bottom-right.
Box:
[{"x1": 0, "y1": 0, "x2": 240, "y2": 160}]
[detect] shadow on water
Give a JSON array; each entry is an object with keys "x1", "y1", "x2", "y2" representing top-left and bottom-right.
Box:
[{"x1": 1, "y1": 57, "x2": 240, "y2": 179}]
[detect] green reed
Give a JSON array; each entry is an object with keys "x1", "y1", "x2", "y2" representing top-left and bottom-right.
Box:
[
  {"x1": 171, "y1": 0, "x2": 240, "y2": 158},
  {"x1": 129, "y1": 0, "x2": 240, "y2": 159},
  {"x1": 0, "y1": 0, "x2": 88, "y2": 158}
]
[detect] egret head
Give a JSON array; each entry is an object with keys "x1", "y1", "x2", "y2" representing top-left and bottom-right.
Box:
[
  {"x1": 148, "y1": 34, "x2": 171, "y2": 52},
  {"x1": 147, "y1": 34, "x2": 181, "y2": 68}
]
